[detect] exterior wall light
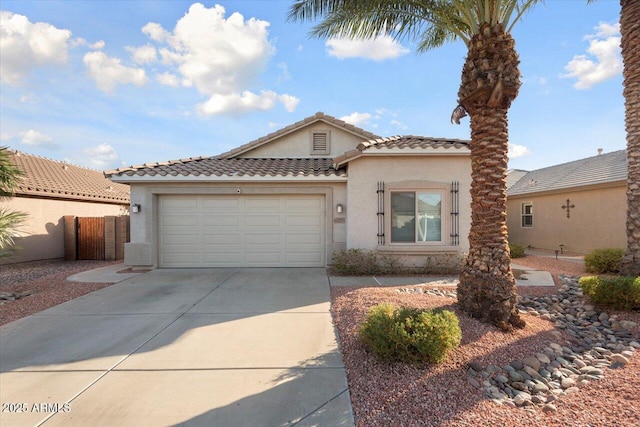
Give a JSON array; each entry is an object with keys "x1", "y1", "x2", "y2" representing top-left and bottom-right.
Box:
[
  {"x1": 131, "y1": 203, "x2": 141, "y2": 213},
  {"x1": 336, "y1": 204, "x2": 344, "y2": 214}
]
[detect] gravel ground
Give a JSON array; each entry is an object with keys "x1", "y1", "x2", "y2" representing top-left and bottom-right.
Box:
[
  {"x1": 0, "y1": 259, "x2": 122, "y2": 325},
  {"x1": 2, "y1": 255, "x2": 638, "y2": 426},
  {"x1": 331, "y1": 254, "x2": 640, "y2": 426}
]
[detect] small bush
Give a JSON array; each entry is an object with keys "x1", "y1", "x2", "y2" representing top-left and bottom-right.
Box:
[
  {"x1": 359, "y1": 303, "x2": 462, "y2": 364},
  {"x1": 579, "y1": 275, "x2": 640, "y2": 310},
  {"x1": 331, "y1": 249, "x2": 380, "y2": 275},
  {"x1": 509, "y1": 243, "x2": 526, "y2": 259},
  {"x1": 584, "y1": 248, "x2": 625, "y2": 274}
]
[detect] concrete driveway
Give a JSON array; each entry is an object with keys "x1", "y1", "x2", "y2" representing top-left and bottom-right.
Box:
[{"x1": 0, "y1": 268, "x2": 353, "y2": 427}]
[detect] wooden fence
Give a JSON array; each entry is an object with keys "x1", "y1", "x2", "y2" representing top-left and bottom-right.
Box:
[{"x1": 64, "y1": 215, "x2": 130, "y2": 261}]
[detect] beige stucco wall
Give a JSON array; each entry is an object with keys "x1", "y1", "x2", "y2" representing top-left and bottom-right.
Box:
[
  {"x1": 344, "y1": 155, "x2": 472, "y2": 265},
  {"x1": 125, "y1": 181, "x2": 347, "y2": 268},
  {"x1": 1, "y1": 197, "x2": 127, "y2": 264},
  {"x1": 239, "y1": 123, "x2": 365, "y2": 159},
  {"x1": 506, "y1": 183, "x2": 627, "y2": 254}
]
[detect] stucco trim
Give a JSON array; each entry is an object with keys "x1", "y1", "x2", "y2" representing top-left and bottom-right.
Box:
[{"x1": 334, "y1": 147, "x2": 470, "y2": 167}]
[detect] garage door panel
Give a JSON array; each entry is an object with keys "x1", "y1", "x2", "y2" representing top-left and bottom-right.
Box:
[
  {"x1": 246, "y1": 215, "x2": 281, "y2": 227},
  {"x1": 203, "y1": 216, "x2": 240, "y2": 226},
  {"x1": 159, "y1": 195, "x2": 325, "y2": 267},
  {"x1": 202, "y1": 199, "x2": 241, "y2": 209},
  {"x1": 286, "y1": 252, "x2": 323, "y2": 263},
  {"x1": 286, "y1": 234, "x2": 322, "y2": 245},
  {"x1": 286, "y1": 198, "x2": 323, "y2": 209},
  {"x1": 286, "y1": 215, "x2": 323, "y2": 227},
  {"x1": 245, "y1": 234, "x2": 282, "y2": 245},
  {"x1": 162, "y1": 234, "x2": 200, "y2": 245}
]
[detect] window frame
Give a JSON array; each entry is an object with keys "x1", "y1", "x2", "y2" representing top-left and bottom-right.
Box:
[
  {"x1": 521, "y1": 202, "x2": 533, "y2": 228},
  {"x1": 389, "y1": 189, "x2": 446, "y2": 245}
]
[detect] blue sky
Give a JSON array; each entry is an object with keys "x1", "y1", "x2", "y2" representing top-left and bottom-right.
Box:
[{"x1": 0, "y1": 1, "x2": 625, "y2": 172}]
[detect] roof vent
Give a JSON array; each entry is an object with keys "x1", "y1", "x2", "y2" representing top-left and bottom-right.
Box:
[
  {"x1": 62, "y1": 165, "x2": 68, "y2": 170},
  {"x1": 597, "y1": 148, "x2": 603, "y2": 155}
]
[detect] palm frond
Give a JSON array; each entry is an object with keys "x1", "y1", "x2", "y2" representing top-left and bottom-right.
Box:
[
  {"x1": 0, "y1": 147, "x2": 24, "y2": 198},
  {"x1": 0, "y1": 208, "x2": 27, "y2": 251}
]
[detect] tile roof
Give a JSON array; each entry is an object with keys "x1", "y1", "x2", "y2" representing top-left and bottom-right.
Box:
[
  {"x1": 216, "y1": 112, "x2": 381, "y2": 159},
  {"x1": 506, "y1": 169, "x2": 529, "y2": 190},
  {"x1": 107, "y1": 157, "x2": 346, "y2": 178},
  {"x1": 9, "y1": 150, "x2": 130, "y2": 204},
  {"x1": 334, "y1": 135, "x2": 470, "y2": 165},
  {"x1": 507, "y1": 150, "x2": 627, "y2": 196}
]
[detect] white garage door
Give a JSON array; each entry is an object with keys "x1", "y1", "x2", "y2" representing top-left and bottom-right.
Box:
[{"x1": 158, "y1": 195, "x2": 325, "y2": 267}]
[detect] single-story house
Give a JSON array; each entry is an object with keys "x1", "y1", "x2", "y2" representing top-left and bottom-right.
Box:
[
  {"x1": 106, "y1": 112, "x2": 472, "y2": 269},
  {"x1": 506, "y1": 149, "x2": 627, "y2": 255},
  {"x1": 2, "y1": 151, "x2": 130, "y2": 264}
]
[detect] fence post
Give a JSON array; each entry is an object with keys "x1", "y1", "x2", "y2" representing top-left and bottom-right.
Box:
[
  {"x1": 104, "y1": 216, "x2": 116, "y2": 261},
  {"x1": 115, "y1": 216, "x2": 129, "y2": 260},
  {"x1": 63, "y1": 216, "x2": 77, "y2": 260}
]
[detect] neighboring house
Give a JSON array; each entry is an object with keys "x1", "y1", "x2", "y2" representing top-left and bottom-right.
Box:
[
  {"x1": 2, "y1": 151, "x2": 130, "y2": 264},
  {"x1": 106, "y1": 112, "x2": 472, "y2": 269},
  {"x1": 507, "y1": 150, "x2": 627, "y2": 255}
]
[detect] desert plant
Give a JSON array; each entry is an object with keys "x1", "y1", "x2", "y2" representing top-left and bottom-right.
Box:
[
  {"x1": 359, "y1": 303, "x2": 461, "y2": 364},
  {"x1": 579, "y1": 275, "x2": 640, "y2": 311},
  {"x1": 0, "y1": 147, "x2": 26, "y2": 258},
  {"x1": 509, "y1": 243, "x2": 526, "y2": 259},
  {"x1": 331, "y1": 249, "x2": 380, "y2": 275},
  {"x1": 584, "y1": 248, "x2": 625, "y2": 274}
]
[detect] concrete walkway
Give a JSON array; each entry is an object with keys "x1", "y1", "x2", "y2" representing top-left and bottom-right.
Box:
[
  {"x1": 329, "y1": 263, "x2": 555, "y2": 288},
  {"x1": 0, "y1": 268, "x2": 353, "y2": 427}
]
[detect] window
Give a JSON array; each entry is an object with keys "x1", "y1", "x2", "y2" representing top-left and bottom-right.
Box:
[
  {"x1": 310, "y1": 131, "x2": 330, "y2": 155},
  {"x1": 521, "y1": 203, "x2": 533, "y2": 228},
  {"x1": 391, "y1": 191, "x2": 442, "y2": 243}
]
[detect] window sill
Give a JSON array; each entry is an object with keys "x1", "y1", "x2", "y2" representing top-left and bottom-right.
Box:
[{"x1": 377, "y1": 245, "x2": 460, "y2": 253}]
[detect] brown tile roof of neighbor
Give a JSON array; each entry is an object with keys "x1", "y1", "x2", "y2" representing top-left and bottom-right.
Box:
[
  {"x1": 334, "y1": 135, "x2": 471, "y2": 166},
  {"x1": 9, "y1": 150, "x2": 130, "y2": 204},
  {"x1": 106, "y1": 157, "x2": 346, "y2": 178},
  {"x1": 507, "y1": 149, "x2": 627, "y2": 196},
  {"x1": 216, "y1": 112, "x2": 381, "y2": 159}
]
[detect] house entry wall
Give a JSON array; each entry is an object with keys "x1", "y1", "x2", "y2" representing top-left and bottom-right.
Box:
[{"x1": 158, "y1": 194, "x2": 326, "y2": 267}]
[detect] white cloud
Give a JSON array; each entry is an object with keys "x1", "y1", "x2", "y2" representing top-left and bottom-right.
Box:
[
  {"x1": 82, "y1": 143, "x2": 118, "y2": 168},
  {"x1": 562, "y1": 22, "x2": 622, "y2": 90},
  {"x1": 340, "y1": 112, "x2": 372, "y2": 126},
  {"x1": 19, "y1": 129, "x2": 59, "y2": 150},
  {"x1": 127, "y1": 44, "x2": 157, "y2": 64},
  {"x1": 0, "y1": 11, "x2": 71, "y2": 85},
  {"x1": 72, "y1": 38, "x2": 105, "y2": 50},
  {"x1": 83, "y1": 51, "x2": 148, "y2": 92},
  {"x1": 391, "y1": 120, "x2": 408, "y2": 131},
  {"x1": 140, "y1": 3, "x2": 295, "y2": 115},
  {"x1": 156, "y1": 72, "x2": 180, "y2": 87},
  {"x1": 326, "y1": 34, "x2": 409, "y2": 61},
  {"x1": 508, "y1": 143, "x2": 530, "y2": 159},
  {"x1": 276, "y1": 62, "x2": 291, "y2": 83},
  {"x1": 141, "y1": 22, "x2": 169, "y2": 42},
  {"x1": 197, "y1": 90, "x2": 299, "y2": 115},
  {"x1": 278, "y1": 94, "x2": 300, "y2": 112}
]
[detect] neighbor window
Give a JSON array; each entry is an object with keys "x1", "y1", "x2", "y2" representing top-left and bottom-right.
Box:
[
  {"x1": 391, "y1": 191, "x2": 442, "y2": 243},
  {"x1": 521, "y1": 203, "x2": 533, "y2": 228}
]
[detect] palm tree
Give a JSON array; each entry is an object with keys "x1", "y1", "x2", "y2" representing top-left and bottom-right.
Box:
[
  {"x1": 617, "y1": 0, "x2": 640, "y2": 276},
  {"x1": 0, "y1": 147, "x2": 26, "y2": 258},
  {"x1": 289, "y1": 0, "x2": 542, "y2": 330}
]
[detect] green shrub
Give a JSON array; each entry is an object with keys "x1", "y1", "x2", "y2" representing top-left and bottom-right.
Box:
[
  {"x1": 579, "y1": 275, "x2": 640, "y2": 310},
  {"x1": 359, "y1": 303, "x2": 462, "y2": 364},
  {"x1": 584, "y1": 248, "x2": 625, "y2": 274},
  {"x1": 509, "y1": 243, "x2": 526, "y2": 259}
]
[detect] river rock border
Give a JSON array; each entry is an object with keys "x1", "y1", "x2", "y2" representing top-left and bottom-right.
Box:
[{"x1": 397, "y1": 275, "x2": 639, "y2": 412}]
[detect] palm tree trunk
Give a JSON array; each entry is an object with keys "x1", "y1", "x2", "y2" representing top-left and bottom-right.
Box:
[
  {"x1": 619, "y1": 0, "x2": 640, "y2": 276},
  {"x1": 456, "y1": 24, "x2": 524, "y2": 330}
]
